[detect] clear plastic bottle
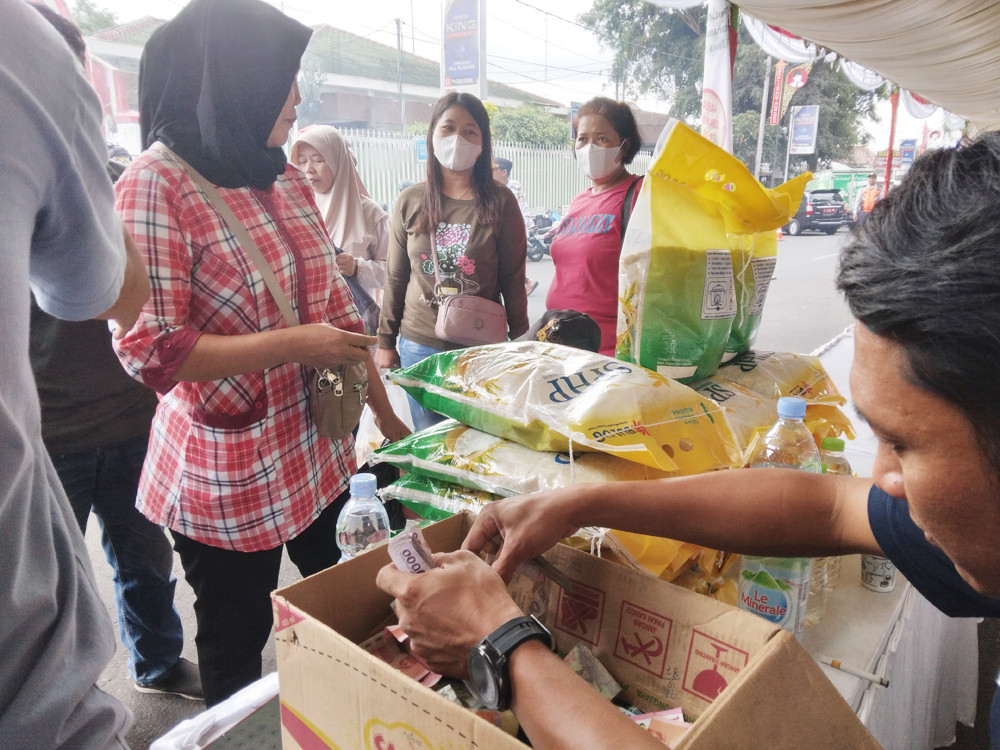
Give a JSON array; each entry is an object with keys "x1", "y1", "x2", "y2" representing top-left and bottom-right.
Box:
[
  {"x1": 336, "y1": 473, "x2": 391, "y2": 561},
  {"x1": 739, "y1": 397, "x2": 820, "y2": 638},
  {"x1": 819, "y1": 437, "x2": 853, "y2": 592}
]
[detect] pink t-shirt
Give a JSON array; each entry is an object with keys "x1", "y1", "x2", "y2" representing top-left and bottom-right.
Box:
[{"x1": 545, "y1": 175, "x2": 641, "y2": 355}]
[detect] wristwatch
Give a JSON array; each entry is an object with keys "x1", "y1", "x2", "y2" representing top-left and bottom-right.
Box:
[{"x1": 466, "y1": 615, "x2": 554, "y2": 711}]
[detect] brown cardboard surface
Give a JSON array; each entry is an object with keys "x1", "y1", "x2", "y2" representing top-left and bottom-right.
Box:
[{"x1": 273, "y1": 513, "x2": 879, "y2": 749}]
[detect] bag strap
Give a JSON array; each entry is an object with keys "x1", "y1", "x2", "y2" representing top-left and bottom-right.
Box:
[
  {"x1": 428, "y1": 232, "x2": 442, "y2": 285},
  {"x1": 620, "y1": 175, "x2": 642, "y2": 251},
  {"x1": 150, "y1": 142, "x2": 300, "y2": 328}
]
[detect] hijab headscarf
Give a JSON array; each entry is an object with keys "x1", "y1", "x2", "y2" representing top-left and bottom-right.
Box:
[
  {"x1": 139, "y1": 0, "x2": 311, "y2": 190},
  {"x1": 290, "y1": 126, "x2": 376, "y2": 256}
]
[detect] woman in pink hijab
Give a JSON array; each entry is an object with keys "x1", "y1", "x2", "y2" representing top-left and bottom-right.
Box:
[{"x1": 291, "y1": 126, "x2": 388, "y2": 297}]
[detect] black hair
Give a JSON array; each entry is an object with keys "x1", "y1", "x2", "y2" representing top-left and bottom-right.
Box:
[
  {"x1": 30, "y1": 3, "x2": 86, "y2": 65},
  {"x1": 837, "y1": 132, "x2": 1000, "y2": 471},
  {"x1": 574, "y1": 97, "x2": 642, "y2": 165},
  {"x1": 420, "y1": 91, "x2": 500, "y2": 233}
]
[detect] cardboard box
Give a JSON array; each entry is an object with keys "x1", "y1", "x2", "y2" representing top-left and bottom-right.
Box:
[{"x1": 273, "y1": 514, "x2": 879, "y2": 749}]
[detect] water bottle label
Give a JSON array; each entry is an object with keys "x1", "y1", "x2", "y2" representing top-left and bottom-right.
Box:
[{"x1": 738, "y1": 561, "x2": 809, "y2": 635}]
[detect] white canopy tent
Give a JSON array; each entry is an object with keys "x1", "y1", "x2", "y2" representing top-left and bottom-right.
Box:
[{"x1": 650, "y1": 0, "x2": 1000, "y2": 133}]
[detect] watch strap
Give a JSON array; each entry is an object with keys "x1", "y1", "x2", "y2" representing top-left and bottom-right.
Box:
[{"x1": 486, "y1": 614, "x2": 553, "y2": 657}]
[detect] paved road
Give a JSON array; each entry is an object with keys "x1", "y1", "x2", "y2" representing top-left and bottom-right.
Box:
[{"x1": 88, "y1": 228, "x2": 858, "y2": 748}]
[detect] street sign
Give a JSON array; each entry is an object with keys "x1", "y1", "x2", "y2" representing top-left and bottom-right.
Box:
[{"x1": 789, "y1": 105, "x2": 819, "y2": 155}]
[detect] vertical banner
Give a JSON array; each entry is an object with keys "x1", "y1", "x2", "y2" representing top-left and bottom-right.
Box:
[
  {"x1": 441, "y1": 0, "x2": 487, "y2": 98},
  {"x1": 769, "y1": 60, "x2": 786, "y2": 125},
  {"x1": 780, "y1": 61, "x2": 811, "y2": 119},
  {"x1": 700, "y1": 0, "x2": 734, "y2": 153},
  {"x1": 899, "y1": 138, "x2": 917, "y2": 167},
  {"x1": 788, "y1": 105, "x2": 819, "y2": 154}
]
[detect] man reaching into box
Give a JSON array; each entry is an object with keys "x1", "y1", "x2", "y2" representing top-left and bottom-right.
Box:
[{"x1": 378, "y1": 133, "x2": 1000, "y2": 749}]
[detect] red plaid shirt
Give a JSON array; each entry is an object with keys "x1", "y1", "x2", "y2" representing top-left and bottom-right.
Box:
[{"x1": 114, "y1": 149, "x2": 362, "y2": 551}]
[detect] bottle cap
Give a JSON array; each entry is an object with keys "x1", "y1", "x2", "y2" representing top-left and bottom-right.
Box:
[
  {"x1": 821, "y1": 436, "x2": 845, "y2": 452},
  {"x1": 776, "y1": 396, "x2": 807, "y2": 419},
  {"x1": 350, "y1": 473, "x2": 378, "y2": 497}
]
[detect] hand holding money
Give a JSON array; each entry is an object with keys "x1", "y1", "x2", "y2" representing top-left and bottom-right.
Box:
[
  {"x1": 376, "y1": 550, "x2": 523, "y2": 677},
  {"x1": 388, "y1": 528, "x2": 435, "y2": 573}
]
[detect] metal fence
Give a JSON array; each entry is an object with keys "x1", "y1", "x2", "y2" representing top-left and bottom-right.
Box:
[{"x1": 341, "y1": 128, "x2": 654, "y2": 217}]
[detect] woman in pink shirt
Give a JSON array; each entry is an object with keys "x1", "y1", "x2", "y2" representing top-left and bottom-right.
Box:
[{"x1": 545, "y1": 98, "x2": 643, "y2": 357}]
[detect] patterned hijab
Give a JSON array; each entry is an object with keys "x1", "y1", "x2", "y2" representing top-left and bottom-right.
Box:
[{"x1": 139, "y1": 0, "x2": 311, "y2": 190}]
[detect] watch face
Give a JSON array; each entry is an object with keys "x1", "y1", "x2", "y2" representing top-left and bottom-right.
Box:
[{"x1": 468, "y1": 645, "x2": 502, "y2": 709}]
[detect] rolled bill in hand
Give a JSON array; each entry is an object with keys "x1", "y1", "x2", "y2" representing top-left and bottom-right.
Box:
[{"x1": 388, "y1": 528, "x2": 434, "y2": 574}]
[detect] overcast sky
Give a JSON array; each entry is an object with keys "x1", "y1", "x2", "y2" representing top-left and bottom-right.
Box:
[
  {"x1": 93, "y1": 0, "x2": 638, "y2": 109},
  {"x1": 91, "y1": 0, "x2": 950, "y2": 147}
]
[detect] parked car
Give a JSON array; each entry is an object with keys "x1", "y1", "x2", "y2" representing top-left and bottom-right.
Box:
[{"x1": 784, "y1": 189, "x2": 848, "y2": 235}]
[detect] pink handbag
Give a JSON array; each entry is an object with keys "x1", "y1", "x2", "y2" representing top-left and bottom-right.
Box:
[{"x1": 430, "y1": 235, "x2": 508, "y2": 347}]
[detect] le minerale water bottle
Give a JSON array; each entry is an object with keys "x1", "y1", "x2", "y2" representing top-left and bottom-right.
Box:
[
  {"x1": 336, "y1": 473, "x2": 391, "y2": 561},
  {"x1": 818, "y1": 437, "x2": 853, "y2": 592},
  {"x1": 739, "y1": 397, "x2": 821, "y2": 638}
]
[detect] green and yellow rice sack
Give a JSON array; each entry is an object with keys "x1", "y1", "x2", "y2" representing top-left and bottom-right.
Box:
[
  {"x1": 388, "y1": 341, "x2": 741, "y2": 473},
  {"x1": 690, "y1": 373, "x2": 855, "y2": 465},
  {"x1": 380, "y1": 473, "x2": 500, "y2": 522},
  {"x1": 714, "y1": 349, "x2": 846, "y2": 404},
  {"x1": 372, "y1": 419, "x2": 675, "y2": 496}
]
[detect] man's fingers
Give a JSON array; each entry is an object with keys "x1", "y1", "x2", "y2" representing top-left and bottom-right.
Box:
[
  {"x1": 462, "y1": 513, "x2": 501, "y2": 555},
  {"x1": 375, "y1": 562, "x2": 407, "y2": 597}
]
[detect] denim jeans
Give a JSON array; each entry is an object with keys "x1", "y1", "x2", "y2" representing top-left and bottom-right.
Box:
[
  {"x1": 51, "y1": 434, "x2": 183, "y2": 685},
  {"x1": 398, "y1": 335, "x2": 448, "y2": 432}
]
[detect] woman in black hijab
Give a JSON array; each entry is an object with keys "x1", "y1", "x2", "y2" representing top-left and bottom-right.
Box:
[{"x1": 114, "y1": 0, "x2": 409, "y2": 706}]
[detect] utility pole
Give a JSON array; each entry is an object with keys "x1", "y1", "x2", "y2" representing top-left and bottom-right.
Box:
[
  {"x1": 753, "y1": 55, "x2": 772, "y2": 181},
  {"x1": 396, "y1": 18, "x2": 405, "y2": 134}
]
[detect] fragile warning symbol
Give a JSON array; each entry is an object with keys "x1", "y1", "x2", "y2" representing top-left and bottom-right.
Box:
[{"x1": 613, "y1": 600, "x2": 673, "y2": 677}]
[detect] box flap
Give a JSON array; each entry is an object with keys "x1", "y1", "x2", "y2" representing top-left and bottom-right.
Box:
[{"x1": 674, "y1": 630, "x2": 881, "y2": 749}]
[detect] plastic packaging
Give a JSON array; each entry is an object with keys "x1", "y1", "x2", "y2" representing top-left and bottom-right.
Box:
[
  {"x1": 861, "y1": 554, "x2": 897, "y2": 592},
  {"x1": 739, "y1": 397, "x2": 819, "y2": 637},
  {"x1": 336, "y1": 473, "x2": 391, "y2": 561},
  {"x1": 819, "y1": 437, "x2": 853, "y2": 592}
]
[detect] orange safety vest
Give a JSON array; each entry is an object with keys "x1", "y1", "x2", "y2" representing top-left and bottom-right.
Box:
[{"x1": 858, "y1": 185, "x2": 880, "y2": 213}]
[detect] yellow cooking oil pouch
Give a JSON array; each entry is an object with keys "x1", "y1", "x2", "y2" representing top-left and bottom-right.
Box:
[
  {"x1": 388, "y1": 341, "x2": 741, "y2": 473},
  {"x1": 616, "y1": 120, "x2": 808, "y2": 383}
]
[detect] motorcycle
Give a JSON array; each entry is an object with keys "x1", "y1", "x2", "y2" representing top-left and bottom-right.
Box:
[{"x1": 526, "y1": 210, "x2": 560, "y2": 262}]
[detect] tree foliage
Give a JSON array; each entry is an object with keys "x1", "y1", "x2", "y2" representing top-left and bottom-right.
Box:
[
  {"x1": 71, "y1": 0, "x2": 117, "y2": 35},
  {"x1": 296, "y1": 56, "x2": 326, "y2": 129},
  {"x1": 489, "y1": 106, "x2": 571, "y2": 148},
  {"x1": 578, "y1": 0, "x2": 883, "y2": 172}
]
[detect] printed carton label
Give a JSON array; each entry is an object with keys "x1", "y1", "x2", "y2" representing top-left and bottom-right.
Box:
[
  {"x1": 554, "y1": 580, "x2": 605, "y2": 646},
  {"x1": 682, "y1": 630, "x2": 749, "y2": 703},
  {"x1": 613, "y1": 600, "x2": 673, "y2": 677},
  {"x1": 272, "y1": 597, "x2": 306, "y2": 632}
]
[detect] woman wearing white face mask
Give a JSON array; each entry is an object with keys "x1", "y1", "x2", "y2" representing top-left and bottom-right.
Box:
[
  {"x1": 545, "y1": 97, "x2": 643, "y2": 356},
  {"x1": 375, "y1": 92, "x2": 529, "y2": 430}
]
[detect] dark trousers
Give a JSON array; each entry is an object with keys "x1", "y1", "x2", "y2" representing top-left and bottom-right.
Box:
[{"x1": 171, "y1": 486, "x2": 351, "y2": 706}]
